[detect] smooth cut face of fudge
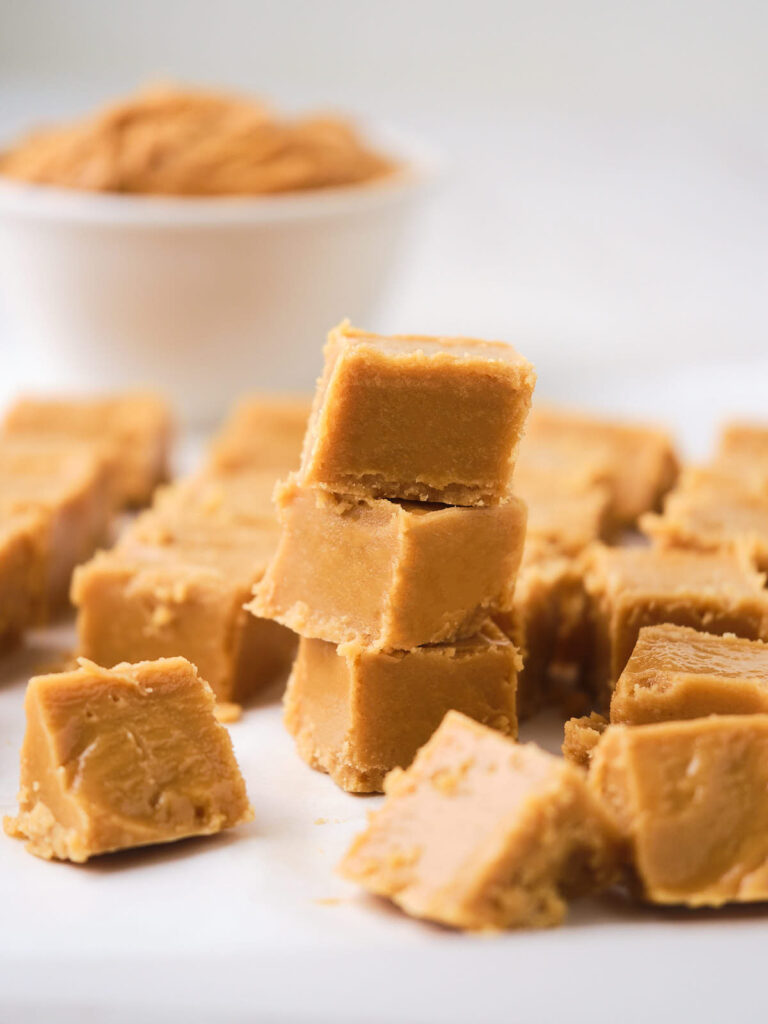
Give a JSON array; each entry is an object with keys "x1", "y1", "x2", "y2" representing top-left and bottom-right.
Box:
[
  {"x1": 611, "y1": 624, "x2": 768, "y2": 725},
  {"x1": 206, "y1": 394, "x2": 312, "y2": 475},
  {"x1": 72, "y1": 517, "x2": 295, "y2": 703},
  {"x1": 522, "y1": 406, "x2": 679, "y2": 527},
  {"x1": 3, "y1": 391, "x2": 173, "y2": 507},
  {"x1": 583, "y1": 544, "x2": 768, "y2": 699},
  {"x1": 0, "y1": 440, "x2": 114, "y2": 618},
  {"x1": 4, "y1": 657, "x2": 253, "y2": 862},
  {"x1": 642, "y1": 489, "x2": 768, "y2": 572},
  {"x1": 299, "y1": 322, "x2": 536, "y2": 506},
  {"x1": 590, "y1": 716, "x2": 768, "y2": 906},
  {"x1": 284, "y1": 623, "x2": 520, "y2": 793},
  {"x1": 250, "y1": 475, "x2": 527, "y2": 649},
  {"x1": 339, "y1": 711, "x2": 620, "y2": 930}
]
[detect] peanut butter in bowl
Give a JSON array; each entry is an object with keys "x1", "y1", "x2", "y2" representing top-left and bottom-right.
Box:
[{"x1": 0, "y1": 85, "x2": 396, "y2": 197}]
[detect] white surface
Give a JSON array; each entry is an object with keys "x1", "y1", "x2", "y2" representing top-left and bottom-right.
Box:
[{"x1": 2, "y1": 583, "x2": 768, "y2": 1023}]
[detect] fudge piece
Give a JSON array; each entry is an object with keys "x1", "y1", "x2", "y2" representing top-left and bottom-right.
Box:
[
  {"x1": 206, "y1": 394, "x2": 311, "y2": 474},
  {"x1": 590, "y1": 716, "x2": 768, "y2": 906},
  {"x1": 0, "y1": 440, "x2": 113, "y2": 618},
  {"x1": 520, "y1": 483, "x2": 610, "y2": 558},
  {"x1": 562, "y1": 713, "x2": 609, "y2": 768},
  {"x1": 149, "y1": 468, "x2": 280, "y2": 531},
  {"x1": 72, "y1": 514, "x2": 295, "y2": 702},
  {"x1": 611, "y1": 624, "x2": 768, "y2": 725},
  {"x1": 522, "y1": 406, "x2": 679, "y2": 527},
  {"x1": 250, "y1": 475, "x2": 527, "y2": 648},
  {"x1": 583, "y1": 544, "x2": 768, "y2": 700},
  {"x1": 4, "y1": 656, "x2": 252, "y2": 862},
  {"x1": 3, "y1": 391, "x2": 173, "y2": 507},
  {"x1": 284, "y1": 623, "x2": 520, "y2": 793},
  {"x1": 0, "y1": 513, "x2": 43, "y2": 650},
  {"x1": 714, "y1": 421, "x2": 768, "y2": 488},
  {"x1": 642, "y1": 488, "x2": 768, "y2": 572},
  {"x1": 299, "y1": 322, "x2": 536, "y2": 506},
  {"x1": 339, "y1": 711, "x2": 620, "y2": 929}
]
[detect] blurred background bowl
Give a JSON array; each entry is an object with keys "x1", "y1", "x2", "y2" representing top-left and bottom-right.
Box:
[{"x1": 0, "y1": 129, "x2": 436, "y2": 424}]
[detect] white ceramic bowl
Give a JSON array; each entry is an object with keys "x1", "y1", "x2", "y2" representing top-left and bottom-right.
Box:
[{"x1": 0, "y1": 131, "x2": 435, "y2": 423}]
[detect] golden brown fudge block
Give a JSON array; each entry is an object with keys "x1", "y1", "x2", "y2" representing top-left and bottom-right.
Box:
[
  {"x1": 206, "y1": 394, "x2": 312, "y2": 474},
  {"x1": 339, "y1": 711, "x2": 620, "y2": 929},
  {"x1": 299, "y1": 322, "x2": 536, "y2": 506},
  {"x1": 642, "y1": 488, "x2": 768, "y2": 572},
  {"x1": 250, "y1": 475, "x2": 527, "y2": 648},
  {"x1": 0, "y1": 514, "x2": 43, "y2": 650},
  {"x1": 562, "y1": 713, "x2": 609, "y2": 768},
  {"x1": 4, "y1": 656, "x2": 252, "y2": 862},
  {"x1": 72, "y1": 511, "x2": 295, "y2": 702},
  {"x1": 583, "y1": 544, "x2": 768, "y2": 700},
  {"x1": 611, "y1": 624, "x2": 768, "y2": 724},
  {"x1": 590, "y1": 716, "x2": 768, "y2": 906},
  {"x1": 284, "y1": 623, "x2": 520, "y2": 793},
  {"x1": 714, "y1": 421, "x2": 768, "y2": 488},
  {"x1": 0, "y1": 440, "x2": 113, "y2": 618},
  {"x1": 3, "y1": 391, "x2": 173, "y2": 507},
  {"x1": 522, "y1": 406, "x2": 679, "y2": 527},
  {"x1": 519, "y1": 482, "x2": 610, "y2": 558},
  {"x1": 148, "y1": 468, "x2": 280, "y2": 532}
]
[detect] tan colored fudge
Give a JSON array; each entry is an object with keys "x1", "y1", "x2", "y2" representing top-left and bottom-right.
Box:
[
  {"x1": 590, "y1": 716, "x2": 768, "y2": 906},
  {"x1": 714, "y1": 421, "x2": 768, "y2": 489},
  {"x1": 250, "y1": 474, "x2": 527, "y2": 648},
  {"x1": 0, "y1": 440, "x2": 113, "y2": 618},
  {"x1": 562, "y1": 713, "x2": 609, "y2": 768},
  {"x1": 206, "y1": 394, "x2": 312, "y2": 474},
  {"x1": 583, "y1": 544, "x2": 768, "y2": 700},
  {"x1": 4, "y1": 656, "x2": 252, "y2": 862},
  {"x1": 339, "y1": 711, "x2": 620, "y2": 929},
  {"x1": 72, "y1": 506, "x2": 295, "y2": 702},
  {"x1": 299, "y1": 322, "x2": 536, "y2": 506},
  {"x1": 3, "y1": 391, "x2": 173, "y2": 507},
  {"x1": 521, "y1": 406, "x2": 679, "y2": 527},
  {"x1": 284, "y1": 623, "x2": 520, "y2": 793},
  {"x1": 0, "y1": 513, "x2": 43, "y2": 650}
]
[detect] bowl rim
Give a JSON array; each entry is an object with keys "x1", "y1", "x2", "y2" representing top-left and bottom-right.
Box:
[{"x1": 0, "y1": 124, "x2": 441, "y2": 226}]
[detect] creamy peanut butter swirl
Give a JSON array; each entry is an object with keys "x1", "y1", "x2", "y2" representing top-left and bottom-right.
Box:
[{"x1": 0, "y1": 86, "x2": 395, "y2": 196}]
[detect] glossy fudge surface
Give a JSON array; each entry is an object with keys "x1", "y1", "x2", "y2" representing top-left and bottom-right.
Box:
[
  {"x1": 5, "y1": 656, "x2": 252, "y2": 862},
  {"x1": 284, "y1": 623, "x2": 520, "y2": 793},
  {"x1": 251, "y1": 475, "x2": 527, "y2": 649},
  {"x1": 584, "y1": 544, "x2": 768, "y2": 698},
  {"x1": 339, "y1": 712, "x2": 620, "y2": 930},
  {"x1": 3, "y1": 391, "x2": 172, "y2": 507},
  {"x1": 299, "y1": 322, "x2": 536, "y2": 506},
  {"x1": 590, "y1": 716, "x2": 768, "y2": 906},
  {"x1": 611, "y1": 624, "x2": 768, "y2": 724}
]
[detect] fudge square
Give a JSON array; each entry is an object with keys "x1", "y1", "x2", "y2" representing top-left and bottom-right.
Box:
[
  {"x1": 72, "y1": 514, "x2": 295, "y2": 703},
  {"x1": 3, "y1": 391, "x2": 173, "y2": 507},
  {"x1": 339, "y1": 711, "x2": 620, "y2": 930},
  {"x1": 590, "y1": 716, "x2": 768, "y2": 906},
  {"x1": 284, "y1": 622, "x2": 520, "y2": 793},
  {"x1": 611, "y1": 624, "x2": 768, "y2": 725},
  {"x1": 206, "y1": 394, "x2": 312, "y2": 475},
  {"x1": 0, "y1": 513, "x2": 42, "y2": 651},
  {"x1": 299, "y1": 322, "x2": 536, "y2": 506},
  {"x1": 583, "y1": 544, "x2": 768, "y2": 699},
  {"x1": 249, "y1": 474, "x2": 527, "y2": 649},
  {"x1": 714, "y1": 421, "x2": 768, "y2": 487},
  {"x1": 4, "y1": 656, "x2": 252, "y2": 862}
]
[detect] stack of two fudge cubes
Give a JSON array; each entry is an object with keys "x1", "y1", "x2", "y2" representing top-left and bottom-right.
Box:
[{"x1": 249, "y1": 324, "x2": 536, "y2": 792}]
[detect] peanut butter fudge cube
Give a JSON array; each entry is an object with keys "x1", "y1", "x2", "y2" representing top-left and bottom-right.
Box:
[
  {"x1": 642, "y1": 488, "x2": 768, "y2": 572},
  {"x1": 206, "y1": 394, "x2": 311, "y2": 474},
  {"x1": 583, "y1": 545, "x2": 768, "y2": 700},
  {"x1": 0, "y1": 440, "x2": 113, "y2": 618},
  {"x1": 299, "y1": 322, "x2": 536, "y2": 506},
  {"x1": 339, "y1": 711, "x2": 620, "y2": 929},
  {"x1": 284, "y1": 623, "x2": 520, "y2": 793},
  {"x1": 522, "y1": 406, "x2": 679, "y2": 527},
  {"x1": 148, "y1": 468, "x2": 280, "y2": 531},
  {"x1": 562, "y1": 713, "x2": 609, "y2": 769},
  {"x1": 250, "y1": 474, "x2": 527, "y2": 649},
  {"x1": 610, "y1": 624, "x2": 768, "y2": 725},
  {"x1": 714, "y1": 421, "x2": 768, "y2": 488},
  {"x1": 590, "y1": 716, "x2": 768, "y2": 906},
  {"x1": 3, "y1": 391, "x2": 173, "y2": 507},
  {"x1": 4, "y1": 656, "x2": 252, "y2": 862},
  {"x1": 0, "y1": 513, "x2": 43, "y2": 650},
  {"x1": 72, "y1": 521, "x2": 295, "y2": 702}
]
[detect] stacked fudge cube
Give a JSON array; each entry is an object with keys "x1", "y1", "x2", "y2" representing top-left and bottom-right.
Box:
[{"x1": 249, "y1": 322, "x2": 536, "y2": 792}]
